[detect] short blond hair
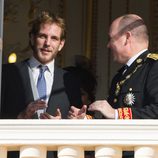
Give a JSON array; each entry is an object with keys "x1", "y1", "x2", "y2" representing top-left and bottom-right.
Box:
[{"x1": 29, "y1": 11, "x2": 66, "y2": 40}]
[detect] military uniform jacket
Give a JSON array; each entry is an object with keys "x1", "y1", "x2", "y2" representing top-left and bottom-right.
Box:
[{"x1": 108, "y1": 50, "x2": 158, "y2": 119}]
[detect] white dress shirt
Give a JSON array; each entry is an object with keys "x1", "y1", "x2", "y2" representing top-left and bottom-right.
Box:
[
  {"x1": 28, "y1": 57, "x2": 54, "y2": 104},
  {"x1": 126, "y1": 49, "x2": 147, "y2": 67}
]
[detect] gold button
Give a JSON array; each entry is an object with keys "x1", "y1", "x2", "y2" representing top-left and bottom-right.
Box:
[
  {"x1": 129, "y1": 88, "x2": 132, "y2": 91},
  {"x1": 114, "y1": 98, "x2": 117, "y2": 103},
  {"x1": 136, "y1": 58, "x2": 142, "y2": 63}
]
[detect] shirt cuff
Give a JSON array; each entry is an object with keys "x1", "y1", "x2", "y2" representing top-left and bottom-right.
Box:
[{"x1": 115, "y1": 109, "x2": 118, "y2": 119}]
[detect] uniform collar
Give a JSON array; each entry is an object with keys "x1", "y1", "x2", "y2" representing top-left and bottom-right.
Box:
[
  {"x1": 122, "y1": 50, "x2": 149, "y2": 78},
  {"x1": 126, "y1": 49, "x2": 148, "y2": 67}
]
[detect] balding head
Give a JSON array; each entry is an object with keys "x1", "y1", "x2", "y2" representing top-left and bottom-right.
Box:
[
  {"x1": 108, "y1": 14, "x2": 149, "y2": 64},
  {"x1": 112, "y1": 14, "x2": 149, "y2": 43}
]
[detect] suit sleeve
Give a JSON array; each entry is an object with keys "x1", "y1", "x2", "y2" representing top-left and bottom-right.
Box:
[{"x1": 64, "y1": 71, "x2": 83, "y2": 109}]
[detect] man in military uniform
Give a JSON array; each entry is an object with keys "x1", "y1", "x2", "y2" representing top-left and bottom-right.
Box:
[
  {"x1": 69, "y1": 14, "x2": 158, "y2": 119},
  {"x1": 68, "y1": 14, "x2": 158, "y2": 157},
  {"x1": 87, "y1": 14, "x2": 158, "y2": 119}
]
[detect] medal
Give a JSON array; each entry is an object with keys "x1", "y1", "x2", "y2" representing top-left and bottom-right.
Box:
[{"x1": 123, "y1": 92, "x2": 135, "y2": 106}]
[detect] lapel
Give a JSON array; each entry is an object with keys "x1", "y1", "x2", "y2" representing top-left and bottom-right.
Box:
[
  {"x1": 47, "y1": 65, "x2": 64, "y2": 113},
  {"x1": 49, "y1": 65, "x2": 63, "y2": 97},
  {"x1": 17, "y1": 60, "x2": 34, "y2": 102}
]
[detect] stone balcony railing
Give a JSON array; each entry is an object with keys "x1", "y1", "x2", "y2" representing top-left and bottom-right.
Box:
[{"x1": 0, "y1": 119, "x2": 158, "y2": 158}]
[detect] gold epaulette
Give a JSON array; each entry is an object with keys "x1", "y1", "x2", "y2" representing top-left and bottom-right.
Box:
[{"x1": 147, "y1": 53, "x2": 158, "y2": 60}]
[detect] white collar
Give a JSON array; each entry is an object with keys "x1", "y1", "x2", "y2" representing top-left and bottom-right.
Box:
[
  {"x1": 126, "y1": 49, "x2": 147, "y2": 67},
  {"x1": 28, "y1": 56, "x2": 55, "y2": 76}
]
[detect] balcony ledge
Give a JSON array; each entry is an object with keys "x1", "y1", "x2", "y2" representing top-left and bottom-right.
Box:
[{"x1": 0, "y1": 119, "x2": 157, "y2": 151}]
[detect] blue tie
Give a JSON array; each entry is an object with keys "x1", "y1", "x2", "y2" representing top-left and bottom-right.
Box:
[{"x1": 37, "y1": 65, "x2": 47, "y2": 100}]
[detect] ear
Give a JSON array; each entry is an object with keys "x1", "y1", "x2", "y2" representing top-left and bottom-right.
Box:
[
  {"x1": 58, "y1": 40, "x2": 65, "y2": 51},
  {"x1": 124, "y1": 31, "x2": 131, "y2": 45}
]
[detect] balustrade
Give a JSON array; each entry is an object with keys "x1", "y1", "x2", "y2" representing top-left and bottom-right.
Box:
[{"x1": 0, "y1": 120, "x2": 158, "y2": 158}]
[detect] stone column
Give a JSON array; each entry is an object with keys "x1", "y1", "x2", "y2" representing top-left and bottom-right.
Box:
[
  {"x1": 58, "y1": 146, "x2": 84, "y2": 158},
  {"x1": 135, "y1": 146, "x2": 158, "y2": 158},
  {"x1": 0, "y1": 147, "x2": 7, "y2": 158},
  {"x1": 95, "y1": 146, "x2": 122, "y2": 158},
  {"x1": 20, "y1": 145, "x2": 46, "y2": 158}
]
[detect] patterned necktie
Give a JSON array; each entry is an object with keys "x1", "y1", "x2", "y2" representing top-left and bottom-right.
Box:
[{"x1": 37, "y1": 65, "x2": 47, "y2": 100}]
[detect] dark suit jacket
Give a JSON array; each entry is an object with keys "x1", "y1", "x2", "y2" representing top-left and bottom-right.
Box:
[
  {"x1": 108, "y1": 50, "x2": 158, "y2": 119},
  {"x1": 1, "y1": 60, "x2": 82, "y2": 119}
]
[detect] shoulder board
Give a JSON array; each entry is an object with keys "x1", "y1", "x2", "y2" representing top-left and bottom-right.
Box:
[{"x1": 147, "y1": 53, "x2": 158, "y2": 60}]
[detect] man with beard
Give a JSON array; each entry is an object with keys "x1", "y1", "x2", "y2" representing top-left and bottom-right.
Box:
[{"x1": 1, "y1": 11, "x2": 82, "y2": 119}]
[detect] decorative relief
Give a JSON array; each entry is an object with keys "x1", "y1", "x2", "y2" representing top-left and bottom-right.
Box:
[
  {"x1": 4, "y1": 1, "x2": 18, "y2": 23},
  {"x1": 28, "y1": 0, "x2": 42, "y2": 20}
]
